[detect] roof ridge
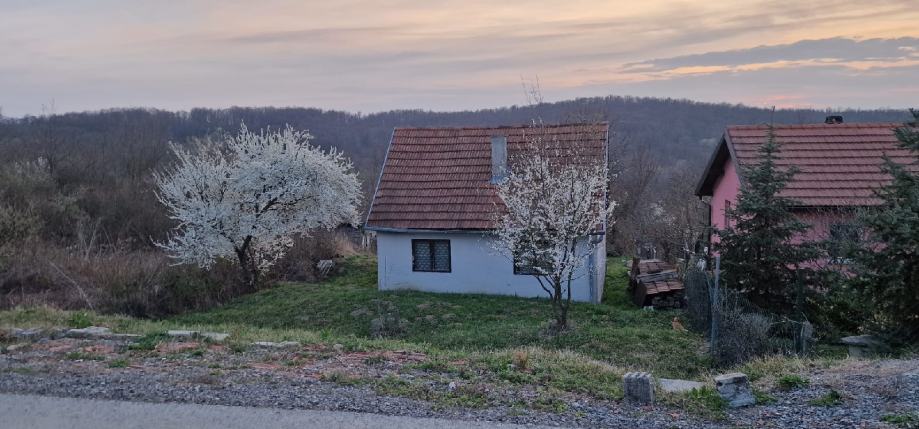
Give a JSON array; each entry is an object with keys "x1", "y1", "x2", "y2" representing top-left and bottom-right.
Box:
[
  {"x1": 728, "y1": 122, "x2": 904, "y2": 130},
  {"x1": 394, "y1": 122, "x2": 609, "y2": 131}
]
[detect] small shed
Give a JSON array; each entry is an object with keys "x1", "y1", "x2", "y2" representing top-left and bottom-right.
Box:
[{"x1": 628, "y1": 258, "x2": 685, "y2": 309}]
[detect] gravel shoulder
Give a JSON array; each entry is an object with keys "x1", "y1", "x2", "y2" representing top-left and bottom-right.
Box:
[{"x1": 1, "y1": 334, "x2": 917, "y2": 428}]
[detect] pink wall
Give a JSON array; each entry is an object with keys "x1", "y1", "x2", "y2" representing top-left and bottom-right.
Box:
[
  {"x1": 709, "y1": 160, "x2": 740, "y2": 245},
  {"x1": 708, "y1": 156, "x2": 860, "y2": 257}
]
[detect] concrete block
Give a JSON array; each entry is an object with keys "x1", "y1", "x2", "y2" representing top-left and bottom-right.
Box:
[{"x1": 623, "y1": 372, "x2": 655, "y2": 404}]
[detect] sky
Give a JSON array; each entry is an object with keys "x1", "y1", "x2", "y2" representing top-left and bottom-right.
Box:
[{"x1": 1, "y1": 0, "x2": 918, "y2": 117}]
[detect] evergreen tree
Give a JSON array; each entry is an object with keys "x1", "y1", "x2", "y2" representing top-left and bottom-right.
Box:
[
  {"x1": 851, "y1": 110, "x2": 919, "y2": 342},
  {"x1": 716, "y1": 127, "x2": 817, "y2": 313}
]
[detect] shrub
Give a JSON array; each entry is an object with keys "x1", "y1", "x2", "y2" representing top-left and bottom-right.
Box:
[{"x1": 369, "y1": 299, "x2": 407, "y2": 338}]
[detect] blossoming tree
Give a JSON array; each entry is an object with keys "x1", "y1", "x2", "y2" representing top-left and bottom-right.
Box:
[
  {"x1": 492, "y1": 126, "x2": 614, "y2": 330},
  {"x1": 154, "y1": 124, "x2": 361, "y2": 289}
]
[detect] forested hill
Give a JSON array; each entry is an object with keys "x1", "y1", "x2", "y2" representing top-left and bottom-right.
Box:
[
  {"x1": 0, "y1": 96, "x2": 910, "y2": 244},
  {"x1": 2, "y1": 96, "x2": 910, "y2": 180}
]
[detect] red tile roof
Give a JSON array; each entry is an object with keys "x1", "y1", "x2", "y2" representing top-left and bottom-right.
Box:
[
  {"x1": 699, "y1": 122, "x2": 918, "y2": 207},
  {"x1": 366, "y1": 123, "x2": 609, "y2": 230}
]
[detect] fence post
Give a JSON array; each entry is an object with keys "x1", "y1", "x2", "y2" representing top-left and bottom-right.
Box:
[{"x1": 709, "y1": 255, "x2": 720, "y2": 359}]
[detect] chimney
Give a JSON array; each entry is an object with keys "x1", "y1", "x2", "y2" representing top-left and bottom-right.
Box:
[
  {"x1": 490, "y1": 135, "x2": 508, "y2": 183},
  {"x1": 825, "y1": 115, "x2": 844, "y2": 124}
]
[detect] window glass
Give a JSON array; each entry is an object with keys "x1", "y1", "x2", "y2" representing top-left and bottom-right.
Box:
[{"x1": 412, "y1": 240, "x2": 450, "y2": 272}]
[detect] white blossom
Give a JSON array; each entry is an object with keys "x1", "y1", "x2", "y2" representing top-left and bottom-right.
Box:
[
  {"x1": 491, "y1": 126, "x2": 615, "y2": 327},
  {"x1": 154, "y1": 124, "x2": 361, "y2": 283}
]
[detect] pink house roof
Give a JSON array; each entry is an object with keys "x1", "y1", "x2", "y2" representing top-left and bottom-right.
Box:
[
  {"x1": 365, "y1": 123, "x2": 609, "y2": 230},
  {"x1": 696, "y1": 122, "x2": 918, "y2": 207}
]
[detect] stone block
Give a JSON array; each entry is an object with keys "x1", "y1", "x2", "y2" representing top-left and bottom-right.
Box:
[
  {"x1": 659, "y1": 378, "x2": 706, "y2": 394},
  {"x1": 201, "y1": 332, "x2": 229, "y2": 342},
  {"x1": 714, "y1": 372, "x2": 755, "y2": 408},
  {"x1": 11, "y1": 328, "x2": 43, "y2": 340},
  {"x1": 166, "y1": 330, "x2": 198, "y2": 339},
  {"x1": 65, "y1": 326, "x2": 112, "y2": 339},
  {"x1": 623, "y1": 372, "x2": 655, "y2": 404},
  {"x1": 253, "y1": 341, "x2": 300, "y2": 349},
  {"x1": 840, "y1": 335, "x2": 886, "y2": 358}
]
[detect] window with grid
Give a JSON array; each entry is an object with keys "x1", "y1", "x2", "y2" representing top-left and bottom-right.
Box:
[{"x1": 411, "y1": 239, "x2": 451, "y2": 272}]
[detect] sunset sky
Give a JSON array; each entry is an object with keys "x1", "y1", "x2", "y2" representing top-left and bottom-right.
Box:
[{"x1": 2, "y1": 0, "x2": 918, "y2": 117}]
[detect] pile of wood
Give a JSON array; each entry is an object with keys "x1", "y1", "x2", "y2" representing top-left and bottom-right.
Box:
[{"x1": 627, "y1": 258, "x2": 685, "y2": 309}]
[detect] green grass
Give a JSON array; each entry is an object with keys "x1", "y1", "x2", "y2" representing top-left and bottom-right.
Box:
[
  {"x1": 0, "y1": 256, "x2": 709, "y2": 408},
  {"x1": 809, "y1": 389, "x2": 843, "y2": 407},
  {"x1": 65, "y1": 351, "x2": 105, "y2": 361},
  {"x1": 776, "y1": 374, "x2": 810, "y2": 391},
  {"x1": 172, "y1": 256, "x2": 707, "y2": 378},
  {"x1": 661, "y1": 387, "x2": 727, "y2": 421},
  {"x1": 108, "y1": 358, "x2": 130, "y2": 368},
  {"x1": 882, "y1": 412, "x2": 919, "y2": 429}
]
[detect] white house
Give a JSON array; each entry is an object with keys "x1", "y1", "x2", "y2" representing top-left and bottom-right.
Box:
[{"x1": 364, "y1": 123, "x2": 609, "y2": 303}]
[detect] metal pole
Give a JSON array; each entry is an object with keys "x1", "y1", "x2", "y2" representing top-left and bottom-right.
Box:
[{"x1": 709, "y1": 255, "x2": 720, "y2": 358}]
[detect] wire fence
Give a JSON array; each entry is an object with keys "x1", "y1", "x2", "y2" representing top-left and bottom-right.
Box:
[{"x1": 683, "y1": 255, "x2": 815, "y2": 367}]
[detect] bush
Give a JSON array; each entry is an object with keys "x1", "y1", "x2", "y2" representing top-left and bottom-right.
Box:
[
  {"x1": 0, "y1": 241, "x2": 248, "y2": 317},
  {"x1": 369, "y1": 299, "x2": 407, "y2": 338},
  {"x1": 271, "y1": 230, "x2": 360, "y2": 282},
  {"x1": 714, "y1": 307, "x2": 773, "y2": 366}
]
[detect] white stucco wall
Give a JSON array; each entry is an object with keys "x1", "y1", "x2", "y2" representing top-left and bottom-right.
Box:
[{"x1": 375, "y1": 231, "x2": 605, "y2": 303}]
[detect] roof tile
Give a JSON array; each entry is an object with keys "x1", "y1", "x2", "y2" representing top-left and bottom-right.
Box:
[
  {"x1": 367, "y1": 123, "x2": 609, "y2": 230},
  {"x1": 726, "y1": 122, "x2": 917, "y2": 207}
]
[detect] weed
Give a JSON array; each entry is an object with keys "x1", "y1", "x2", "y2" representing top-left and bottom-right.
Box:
[
  {"x1": 108, "y1": 358, "x2": 129, "y2": 368},
  {"x1": 753, "y1": 389, "x2": 777, "y2": 405},
  {"x1": 663, "y1": 387, "x2": 727, "y2": 421},
  {"x1": 363, "y1": 354, "x2": 386, "y2": 366},
  {"x1": 882, "y1": 412, "x2": 919, "y2": 429},
  {"x1": 809, "y1": 390, "x2": 843, "y2": 407},
  {"x1": 65, "y1": 351, "x2": 105, "y2": 361},
  {"x1": 227, "y1": 341, "x2": 248, "y2": 354},
  {"x1": 512, "y1": 350, "x2": 529, "y2": 371},
  {"x1": 321, "y1": 370, "x2": 364, "y2": 386},
  {"x1": 776, "y1": 374, "x2": 810, "y2": 390},
  {"x1": 129, "y1": 332, "x2": 168, "y2": 351},
  {"x1": 67, "y1": 311, "x2": 93, "y2": 329},
  {"x1": 532, "y1": 391, "x2": 568, "y2": 413}
]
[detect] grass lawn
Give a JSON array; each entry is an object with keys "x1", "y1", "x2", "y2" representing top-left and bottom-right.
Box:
[
  {"x1": 173, "y1": 256, "x2": 709, "y2": 379},
  {"x1": 2, "y1": 255, "x2": 732, "y2": 408}
]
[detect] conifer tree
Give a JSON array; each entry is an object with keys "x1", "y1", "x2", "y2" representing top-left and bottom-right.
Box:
[
  {"x1": 851, "y1": 110, "x2": 919, "y2": 341},
  {"x1": 716, "y1": 127, "x2": 817, "y2": 312}
]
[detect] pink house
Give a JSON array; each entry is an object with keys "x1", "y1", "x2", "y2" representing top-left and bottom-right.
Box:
[{"x1": 695, "y1": 118, "x2": 916, "y2": 250}]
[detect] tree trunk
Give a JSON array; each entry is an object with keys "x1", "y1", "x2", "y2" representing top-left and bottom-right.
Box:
[
  {"x1": 551, "y1": 276, "x2": 569, "y2": 332},
  {"x1": 234, "y1": 236, "x2": 259, "y2": 292}
]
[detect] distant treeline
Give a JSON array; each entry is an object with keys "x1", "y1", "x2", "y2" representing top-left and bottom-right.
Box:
[{"x1": 0, "y1": 96, "x2": 910, "y2": 248}]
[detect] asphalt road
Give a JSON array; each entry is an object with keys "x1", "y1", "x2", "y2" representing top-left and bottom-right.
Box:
[{"x1": 0, "y1": 393, "x2": 561, "y2": 429}]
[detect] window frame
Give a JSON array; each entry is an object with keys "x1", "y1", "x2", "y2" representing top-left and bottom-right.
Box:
[{"x1": 411, "y1": 239, "x2": 451, "y2": 273}]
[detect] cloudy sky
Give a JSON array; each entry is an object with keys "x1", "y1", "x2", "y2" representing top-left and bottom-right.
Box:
[{"x1": 2, "y1": 0, "x2": 918, "y2": 116}]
